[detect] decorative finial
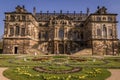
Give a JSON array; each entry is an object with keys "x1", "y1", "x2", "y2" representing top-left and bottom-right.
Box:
[
  {"x1": 60, "y1": 10, "x2": 62, "y2": 14},
  {"x1": 67, "y1": 11, "x2": 69, "y2": 14},
  {"x1": 33, "y1": 7, "x2": 36, "y2": 16},
  {"x1": 74, "y1": 11, "x2": 76, "y2": 15},
  {"x1": 87, "y1": 8, "x2": 90, "y2": 15},
  {"x1": 22, "y1": 5, "x2": 25, "y2": 9},
  {"x1": 53, "y1": 10, "x2": 56, "y2": 15},
  {"x1": 97, "y1": 6, "x2": 100, "y2": 9}
]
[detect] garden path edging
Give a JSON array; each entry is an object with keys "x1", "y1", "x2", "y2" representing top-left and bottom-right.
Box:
[
  {"x1": 0, "y1": 68, "x2": 9, "y2": 80},
  {"x1": 106, "y1": 69, "x2": 120, "y2": 80}
]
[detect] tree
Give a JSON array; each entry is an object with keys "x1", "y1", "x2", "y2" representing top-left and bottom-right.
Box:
[
  {"x1": 0, "y1": 34, "x2": 3, "y2": 49},
  {"x1": 118, "y1": 40, "x2": 120, "y2": 55}
]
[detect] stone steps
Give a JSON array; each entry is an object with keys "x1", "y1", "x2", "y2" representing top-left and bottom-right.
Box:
[{"x1": 73, "y1": 48, "x2": 92, "y2": 56}]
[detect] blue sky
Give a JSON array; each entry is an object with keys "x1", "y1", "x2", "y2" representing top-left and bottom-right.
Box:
[{"x1": 0, "y1": 0, "x2": 120, "y2": 39}]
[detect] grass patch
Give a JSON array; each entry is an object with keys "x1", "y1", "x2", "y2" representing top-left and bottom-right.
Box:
[{"x1": 0, "y1": 54, "x2": 119, "y2": 80}]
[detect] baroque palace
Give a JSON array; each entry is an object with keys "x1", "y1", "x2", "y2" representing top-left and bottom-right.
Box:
[{"x1": 3, "y1": 5, "x2": 119, "y2": 55}]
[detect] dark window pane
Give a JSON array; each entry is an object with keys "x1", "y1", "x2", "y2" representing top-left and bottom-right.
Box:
[
  {"x1": 10, "y1": 28, "x2": 14, "y2": 36},
  {"x1": 97, "y1": 29, "x2": 101, "y2": 36},
  {"x1": 22, "y1": 15, "x2": 26, "y2": 21},
  {"x1": 96, "y1": 17, "x2": 101, "y2": 21},
  {"x1": 16, "y1": 26, "x2": 20, "y2": 36},
  {"x1": 11, "y1": 15, "x2": 15, "y2": 21},
  {"x1": 21, "y1": 28, "x2": 25, "y2": 36}
]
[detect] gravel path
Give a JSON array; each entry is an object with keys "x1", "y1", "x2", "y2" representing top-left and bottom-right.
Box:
[
  {"x1": 106, "y1": 69, "x2": 120, "y2": 80},
  {"x1": 0, "y1": 68, "x2": 9, "y2": 80}
]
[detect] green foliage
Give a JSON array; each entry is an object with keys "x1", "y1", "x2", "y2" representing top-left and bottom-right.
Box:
[
  {"x1": 4, "y1": 67, "x2": 110, "y2": 80},
  {"x1": 0, "y1": 41, "x2": 3, "y2": 49},
  {"x1": 118, "y1": 40, "x2": 120, "y2": 54},
  {"x1": 0, "y1": 41, "x2": 3, "y2": 53}
]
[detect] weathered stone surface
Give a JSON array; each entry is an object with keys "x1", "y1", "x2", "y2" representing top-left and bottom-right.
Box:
[{"x1": 3, "y1": 6, "x2": 119, "y2": 55}]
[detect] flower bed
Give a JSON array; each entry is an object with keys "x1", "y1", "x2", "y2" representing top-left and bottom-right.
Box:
[
  {"x1": 33, "y1": 66, "x2": 82, "y2": 74},
  {"x1": 32, "y1": 57, "x2": 50, "y2": 61},
  {"x1": 69, "y1": 56, "x2": 87, "y2": 62}
]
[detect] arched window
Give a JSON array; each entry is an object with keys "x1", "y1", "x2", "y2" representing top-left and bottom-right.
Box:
[
  {"x1": 59, "y1": 29, "x2": 64, "y2": 39},
  {"x1": 103, "y1": 25, "x2": 107, "y2": 38}
]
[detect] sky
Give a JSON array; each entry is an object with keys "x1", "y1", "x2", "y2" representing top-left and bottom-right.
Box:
[{"x1": 0, "y1": 0, "x2": 120, "y2": 39}]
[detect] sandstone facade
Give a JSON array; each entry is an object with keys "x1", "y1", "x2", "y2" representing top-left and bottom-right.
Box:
[{"x1": 3, "y1": 6, "x2": 119, "y2": 55}]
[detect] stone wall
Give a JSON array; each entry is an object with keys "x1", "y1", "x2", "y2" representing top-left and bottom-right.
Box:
[{"x1": 3, "y1": 39, "x2": 30, "y2": 54}]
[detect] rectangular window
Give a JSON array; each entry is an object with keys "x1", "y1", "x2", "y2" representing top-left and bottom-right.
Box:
[
  {"x1": 21, "y1": 28, "x2": 25, "y2": 36},
  {"x1": 10, "y1": 28, "x2": 14, "y2": 36},
  {"x1": 108, "y1": 17, "x2": 112, "y2": 21},
  {"x1": 10, "y1": 15, "x2": 15, "y2": 21},
  {"x1": 17, "y1": 15, "x2": 20, "y2": 21},
  {"x1": 97, "y1": 29, "x2": 101, "y2": 36},
  {"x1": 96, "y1": 17, "x2": 101, "y2": 21},
  {"x1": 109, "y1": 29, "x2": 112, "y2": 36},
  {"x1": 16, "y1": 26, "x2": 20, "y2": 36},
  {"x1": 22, "y1": 15, "x2": 26, "y2": 21}
]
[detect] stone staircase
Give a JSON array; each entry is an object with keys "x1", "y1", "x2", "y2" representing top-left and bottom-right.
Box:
[
  {"x1": 73, "y1": 48, "x2": 92, "y2": 56},
  {"x1": 26, "y1": 48, "x2": 43, "y2": 55},
  {"x1": 26, "y1": 44, "x2": 44, "y2": 55}
]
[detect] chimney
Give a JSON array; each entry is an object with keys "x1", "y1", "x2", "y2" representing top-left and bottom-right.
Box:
[{"x1": 33, "y1": 7, "x2": 36, "y2": 16}]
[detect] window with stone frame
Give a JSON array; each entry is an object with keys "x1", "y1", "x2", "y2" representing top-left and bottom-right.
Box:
[
  {"x1": 103, "y1": 17, "x2": 106, "y2": 21},
  {"x1": 22, "y1": 15, "x2": 26, "y2": 21},
  {"x1": 10, "y1": 28, "x2": 14, "y2": 36},
  {"x1": 97, "y1": 29, "x2": 101, "y2": 36},
  {"x1": 103, "y1": 25, "x2": 107, "y2": 38},
  {"x1": 45, "y1": 32, "x2": 48, "y2": 40},
  {"x1": 17, "y1": 15, "x2": 20, "y2": 21},
  {"x1": 59, "y1": 29, "x2": 64, "y2": 39},
  {"x1": 108, "y1": 17, "x2": 112, "y2": 21},
  {"x1": 10, "y1": 15, "x2": 15, "y2": 21},
  {"x1": 96, "y1": 17, "x2": 101, "y2": 21},
  {"x1": 109, "y1": 29, "x2": 112, "y2": 37},
  {"x1": 15, "y1": 26, "x2": 20, "y2": 36},
  {"x1": 21, "y1": 28, "x2": 25, "y2": 36}
]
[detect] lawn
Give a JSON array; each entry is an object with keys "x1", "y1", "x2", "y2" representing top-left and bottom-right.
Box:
[{"x1": 0, "y1": 54, "x2": 120, "y2": 80}]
